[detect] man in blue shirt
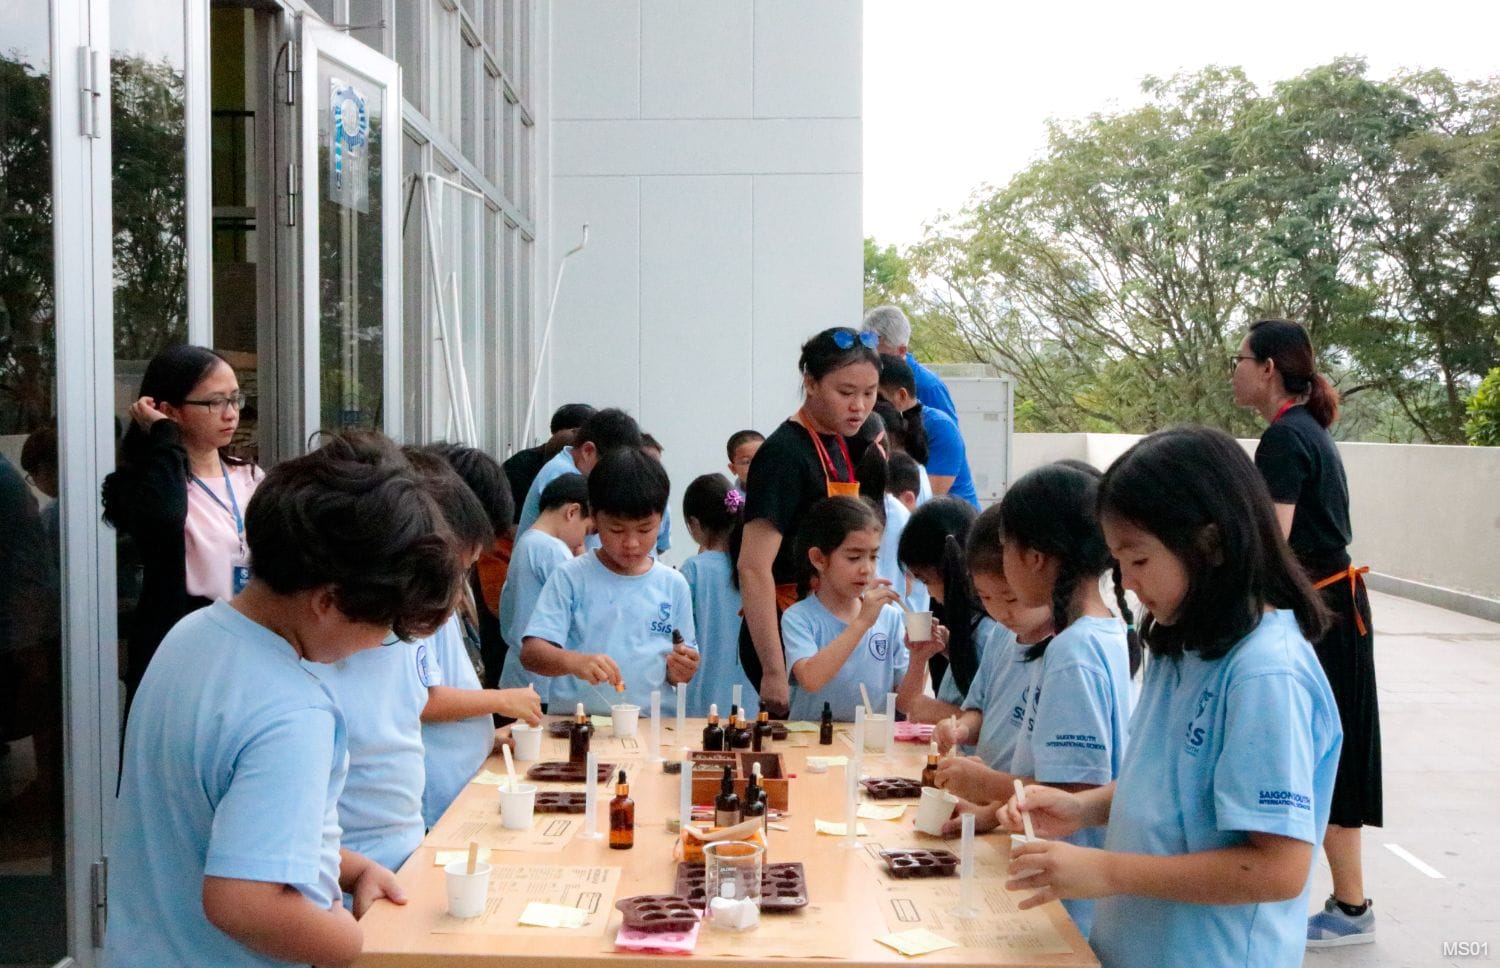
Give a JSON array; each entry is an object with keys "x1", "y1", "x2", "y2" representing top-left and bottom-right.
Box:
[
  {"x1": 863, "y1": 305, "x2": 958, "y2": 422},
  {"x1": 878, "y1": 356, "x2": 978, "y2": 507}
]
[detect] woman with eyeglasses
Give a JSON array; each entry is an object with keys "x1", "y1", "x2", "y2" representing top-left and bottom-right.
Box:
[
  {"x1": 103, "y1": 345, "x2": 262, "y2": 707},
  {"x1": 734, "y1": 327, "x2": 882, "y2": 718},
  {"x1": 1230, "y1": 319, "x2": 1381, "y2": 949}
]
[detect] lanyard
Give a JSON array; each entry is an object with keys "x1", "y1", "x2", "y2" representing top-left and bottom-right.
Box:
[
  {"x1": 190, "y1": 457, "x2": 245, "y2": 541},
  {"x1": 1272, "y1": 400, "x2": 1297, "y2": 422}
]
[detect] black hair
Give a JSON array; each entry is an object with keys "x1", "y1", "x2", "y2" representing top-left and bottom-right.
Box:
[
  {"x1": 1099, "y1": 425, "x2": 1330, "y2": 660},
  {"x1": 726, "y1": 429, "x2": 764, "y2": 460},
  {"x1": 21, "y1": 425, "x2": 57, "y2": 474},
  {"x1": 588, "y1": 446, "x2": 670, "y2": 519},
  {"x1": 798, "y1": 327, "x2": 881, "y2": 383},
  {"x1": 245, "y1": 432, "x2": 465, "y2": 640},
  {"x1": 878, "y1": 354, "x2": 918, "y2": 396},
  {"x1": 641, "y1": 433, "x2": 663, "y2": 453},
  {"x1": 1247, "y1": 319, "x2": 1340, "y2": 429},
  {"x1": 103, "y1": 344, "x2": 245, "y2": 528},
  {"x1": 1000, "y1": 461, "x2": 1142, "y2": 673},
  {"x1": 965, "y1": 502, "x2": 1006, "y2": 581},
  {"x1": 854, "y1": 412, "x2": 888, "y2": 522},
  {"x1": 550, "y1": 403, "x2": 596, "y2": 435},
  {"x1": 538, "y1": 472, "x2": 590, "y2": 515},
  {"x1": 873, "y1": 397, "x2": 928, "y2": 465},
  {"x1": 898, "y1": 497, "x2": 982, "y2": 694},
  {"x1": 424, "y1": 442, "x2": 514, "y2": 541},
  {"x1": 887, "y1": 451, "x2": 921, "y2": 498},
  {"x1": 404, "y1": 448, "x2": 495, "y2": 554},
  {"x1": 793, "y1": 496, "x2": 883, "y2": 598},
  {"x1": 683, "y1": 473, "x2": 738, "y2": 539},
  {"x1": 574, "y1": 407, "x2": 643, "y2": 455}
]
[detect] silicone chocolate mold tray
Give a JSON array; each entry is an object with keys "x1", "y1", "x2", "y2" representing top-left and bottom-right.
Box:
[
  {"x1": 532, "y1": 791, "x2": 588, "y2": 813},
  {"x1": 674, "y1": 862, "x2": 808, "y2": 911},
  {"x1": 878, "y1": 849, "x2": 959, "y2": 878},
  {"x1": 525, "y1": 761, "x2": 615, "y2": 783},
  {"x1": 860, "y1": 777, "x2": 925, "y2": 799},
  {"x1": 615, "y1": 895, "x2": 700, "y2": 933}
]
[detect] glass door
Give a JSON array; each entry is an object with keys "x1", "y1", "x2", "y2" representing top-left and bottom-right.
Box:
[{"x1": 297, "y1": 16, "x2": 401, "y2": 444}]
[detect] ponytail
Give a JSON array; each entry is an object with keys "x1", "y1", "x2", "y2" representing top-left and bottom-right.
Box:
[
  {"x1": 1111, "y1": 561, "x2": 1142, "y2": 676},
  {"x1": 1305, "y1": 372, "x2": 1340, "y2": 429},
  {"x1": 940, "y1": 534, "x2": 981, "y2": 694}
]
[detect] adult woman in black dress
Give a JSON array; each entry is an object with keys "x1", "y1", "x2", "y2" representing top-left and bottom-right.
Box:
[
  {"x1": 1232, "y1": 319, "x2": 1381, "y2": 947},
  {"x1": 736, "y1": 328, "x2": 881, "y2": 717}
]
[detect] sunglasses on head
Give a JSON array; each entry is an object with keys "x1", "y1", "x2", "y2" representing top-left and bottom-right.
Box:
[{"x1": 830, "y1": 329, "x2": 880, "y2": 351}]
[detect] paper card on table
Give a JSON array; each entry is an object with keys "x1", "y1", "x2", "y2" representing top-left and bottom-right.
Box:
[
  {"x1": 815, "y1": 819, "x2": 870, "y2": 836},
  {"x1": 858, "y1": 803, "x2": 907, "y2": 821},
  {"x1": 474, "y1": 770, "x2": 530, "y2": 788},
  {"x1": 519, "y1": 901, "x2": 590, "y2": 929},
  {"x1": 875, "y1": 928, "x2": 959, "y2": 957},
  {"x1": 590, "y1": 715, "x2": 612, "y2": 729},
  {"x1": 427, "y1": 797, "x2": 580, "y2": 852},
  {"x1": 807, "y1": 755, "x2": 848, "y2": 769},
  {"x1": 433, "y1": 848, "x2": 492, "y2": 866},
  {"x1": 433, "y1": 864, "x2": 623, "y2": 937},
  {"x1": 782, "y1": 721, "x2": 819, "y2": 732}
]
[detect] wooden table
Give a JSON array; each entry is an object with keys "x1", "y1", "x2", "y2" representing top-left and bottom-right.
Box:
[{"x1": 354, "y1": 718, "x2": 1098, "y2": 967}]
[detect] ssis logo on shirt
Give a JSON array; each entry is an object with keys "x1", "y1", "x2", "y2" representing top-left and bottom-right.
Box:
[
  {"x1": 649, "y1": 601, "x2": 673, "y2": 637},
  {"x1": 1183, "y1": 688, "x2": 1217, "y2": 756},
  {"x1": 868, "y1": 632, "x2": 891, "y2": 661}
]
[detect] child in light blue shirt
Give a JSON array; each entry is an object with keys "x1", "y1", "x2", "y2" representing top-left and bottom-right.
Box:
[
  {"x1": 498, "y1": 474, "x2": 591, "y2": 700},
  {"x1": 521, "y1": 448, "x2": 700, "y2": 714},
  {"x1": 680, "y1": 474, "x2": 757, "y2": 717},
  {"x1": 1002, "y1": 428, "x2": 1341, "y2": 968},
  {"x1": 781, "y1": 496, "x2": 909, "y2": 722},
  {"x1": 106, "y1": 433, "x2": 467, "y2": 967},
  {"x1": 891, "y1": 498, "x2": 980, "y2": 724},
  {"x1": 516, "y1": 407, "x2": 641, "y2": 534}
]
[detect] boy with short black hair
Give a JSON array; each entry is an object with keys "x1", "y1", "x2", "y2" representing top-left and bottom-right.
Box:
[
  {"x1": 516, "y1": 407, "x2": 642, "y2": 533},
  {"x1": 886, "y1": 451, "x2": 922, "y2": 512},
  {"x1": 521, "y1": 448, "x2": 700, "y2": 715},
  {"x1": 107, "y1": 432, "x2": 464, "y2": 968},
  {"x1": 497, "y1": 474, "x2": 592, "y2": 702},
  {"x1": 725, "y1": 429, "x2": 764, "y2": 490}
]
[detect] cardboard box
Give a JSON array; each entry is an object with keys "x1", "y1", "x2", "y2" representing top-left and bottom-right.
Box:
[{"x1": 690, "y1": 751, "x2": 789, "y2": 812}]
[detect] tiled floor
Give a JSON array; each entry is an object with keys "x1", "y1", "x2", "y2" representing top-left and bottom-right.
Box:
[{"x1": 1306, "y1": 591, "x2": 1500, "y2": 967}]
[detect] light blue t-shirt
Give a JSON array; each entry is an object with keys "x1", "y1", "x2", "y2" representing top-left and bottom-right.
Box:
[
  {"x1": 681, "y1": 550, "x2": 757, "y2": 717},
  {"x1": 517, "y1": 446, "x2": 581, "y2": 534},
  {"x1": 498, "y1": 528, "x2": 573, "y2": 698},
  {"x1": 106, "y1": 602, "x2": 346, "y2": 968},
  {"x1": 1009, "y1": 614, "x2": 1132, "y2": 938},
  {"x1": 306, "y1": 638, "x2": 437, "y2": 873},
  {"x1": 919, "y1": 405, "x2": 978, "y2": 507},
  {"x1": 523, "y1": 551, "x2": 697, "y2": 715},
  {"x1": 877, "y1": 495, "x2": 931, "y2": 614},
  {"x1": 1090, "y1": 610, "x2": 1342, "y2": 968},
  {"x1": 961, "y1": 620, "x2": 1032, "y2": 772},
  {"x1": 783, "y1": 595, "x2": 909, "y2": 722},
  {"x1": 420, "y1": 615, "x2": 497, "y2": 828}
]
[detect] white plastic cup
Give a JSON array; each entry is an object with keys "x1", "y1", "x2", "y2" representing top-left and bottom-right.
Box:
[
  {"x1": 915, "y1": 786, "x2": 960, "y2": 836},
  {"x1": 863, "y1": 713, "x2": 889, "y2": 752},
  {"x1": 444, "y1": 860, "x2": 492, "y2": 918},
  {"x1": 510, "y1": 723, "x2": 543, "y2": 761},
  {"x1": 611, "y1": 703, "x2": 641, "y2": 738},
  {"x1": 905, "y1": 610, "x2": 934, "y2": 641},
  {"x1": 498, "y1": 781, "x2": 537, "y2": 830}
]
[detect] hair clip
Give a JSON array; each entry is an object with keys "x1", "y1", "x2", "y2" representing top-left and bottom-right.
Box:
[{"x1": 724, "y1": 488, "x2": 745, "y2": 513}]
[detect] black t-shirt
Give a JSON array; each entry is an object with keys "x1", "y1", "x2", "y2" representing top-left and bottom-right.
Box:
[
  {"x1": 502, "y1": 445, "x2": 547, "y2": 524},
  {"x1": 741, "y1": 419, "x2": 858, "y2": 585},
  {"x1": 1253, "y1": 404, "x2": 1352, "y2": 576}
]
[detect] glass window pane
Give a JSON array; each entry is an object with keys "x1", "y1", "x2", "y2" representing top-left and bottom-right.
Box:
[
  {"x1": 395, "y1": 0, "x2": 423, "y2": 113},
  {"x1": 350, "y1": 0, "x2": 386, "y2": 55},
  {"x1": 484, "y1": 69, "x2": 501, "y2": 186},
  {"x1": 485, "y1": 205, "x2": 501, "y2": 452},
  {"x1": 502, "y1": 0, "x2": 516, "y2": 78},
  {"x1": 460, "y1": 30, "x2": 479, "y2": 163},
  {"x1": 308, "y1": 0, "x2": 339, "y2": 25},
  {"x1": 0, "y1": 4, "x2": 66, "y2": 958},
  {"x1": 317, "y1": 63, "x2": 386, "y2": 432},
  {"x1": 403, "y1": 134, "x2": 428, "y2": 438}
]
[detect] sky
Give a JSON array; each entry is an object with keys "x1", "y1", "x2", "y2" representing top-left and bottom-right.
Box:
[{"x1": 864, "y1": 0, "x2": 1500, "y2": 248}]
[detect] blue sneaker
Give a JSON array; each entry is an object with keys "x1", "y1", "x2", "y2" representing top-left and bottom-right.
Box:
[{"x1": 1307, "y1": 896, "x2": 1375, "y2": 948}]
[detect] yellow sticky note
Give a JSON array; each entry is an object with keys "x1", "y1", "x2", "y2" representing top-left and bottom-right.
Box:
[
  {"x1": 472, "y1": 770, "x2": 511, "y2": 786},
  {"x1": 590, "y1": 715, "x2": 612, "y2": 729},
  {"x1": 518, "y1": 901, "x2": 589, "y2": 929},
  {"x1": 433, "y1": 848, "x2": 492, "y2": 866},
  {"x1": 814, "y1": 819, "x2": 870, "y2": 836},
  {"x1": 807, "y1": 755, "x2": 849, "y2": 770},
  {"x1": 857, "y1": 803, "x2": 907, "y2": 821},
  {"x1": 783, "y1": 721, "x2": 820, "y2": 733},
  {"x1": 875, "y1": 928, "x2": 960, "y2": 957}
]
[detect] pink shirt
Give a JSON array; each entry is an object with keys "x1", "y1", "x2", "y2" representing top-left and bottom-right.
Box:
[{"x1": 184, "y1": 462, "x2": 261, "y2": 602}]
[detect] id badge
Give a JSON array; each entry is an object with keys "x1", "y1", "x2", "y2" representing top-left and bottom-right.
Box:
[{"x1": 231, "y1": 563, "x2": 251, "y2": 596}]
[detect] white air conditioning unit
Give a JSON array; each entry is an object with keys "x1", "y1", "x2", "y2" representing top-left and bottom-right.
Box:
[{"x1": 927, "y1": 363, "x2": 1014, "y2": 506}]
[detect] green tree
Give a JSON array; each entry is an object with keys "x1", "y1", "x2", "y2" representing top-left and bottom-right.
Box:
[{"x1": 1466, "y1": 366, "x2": 1500, "y2": 445}]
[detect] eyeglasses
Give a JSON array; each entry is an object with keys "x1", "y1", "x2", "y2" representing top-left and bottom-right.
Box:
[
  {"x1": 831, "y1": 329, "x2": 880, "y2": 351},
  {"x1": 181, "y1": 391, "x2": 248, "y2": 415},
  {"x1": 1228, "y1": 355, "x2": 1257, "y2": 372}
]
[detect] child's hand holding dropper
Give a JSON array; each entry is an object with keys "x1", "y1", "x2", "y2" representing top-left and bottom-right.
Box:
[{"x1": 856, "y1": 579, "x2": 901, "y2": 628}]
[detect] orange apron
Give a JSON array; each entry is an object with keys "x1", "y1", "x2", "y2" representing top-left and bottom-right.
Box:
[
  {"x1": 797, "y1": 410, "x2": 861, "y2": 499},
  {"x1": 475, "y1": 534, "x2": 513, "y2": 617},
  {"x1": 1313, "y1": 564, "x2": 1371, "y2": 636}
]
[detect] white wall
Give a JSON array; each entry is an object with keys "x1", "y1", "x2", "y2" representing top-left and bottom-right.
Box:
[
  {"x1": 542, "y1": 0, "x2": 863, "y2": 559},
  {"x1": 1011, "y1": 433, "x2": 1500, "y2": 603}
]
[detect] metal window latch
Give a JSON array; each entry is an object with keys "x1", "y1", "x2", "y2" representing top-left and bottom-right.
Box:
[{"x1": 78, "y1": 47, "x2": 103, "y2": 138}]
